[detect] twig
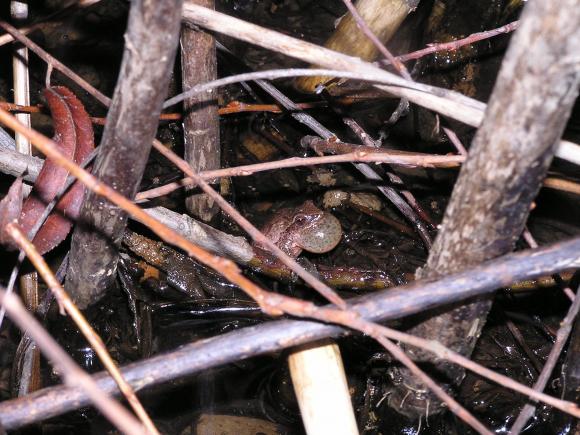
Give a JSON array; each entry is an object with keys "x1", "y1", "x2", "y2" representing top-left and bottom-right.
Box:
[
  {"x1": 394, "y1": 21, "x2": 520, "y2": 64},
  {"x1": 6, "y1": 224, "x2": 159, "y2": 435},
  {"x1": 0, "y1": 287, "x2": 144, "y2": 435},
  {"x1": 163, "y1": 67, "x2": 430, "y2": 109},
  {"x1": 509, "y1": 287, "x2": 580, "y2": 434},
  {"x1": 136, "y1": 150, "x2": 463, "y2": 201}
]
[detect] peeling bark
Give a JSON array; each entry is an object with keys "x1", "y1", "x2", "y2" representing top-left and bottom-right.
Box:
[
  {"x1": 387, "y1": 0, "x2": 580, "y2": 418},
  {"x1": 65, "y1": 0, "x2": 184, "y2": 308},
  {"x1": 181, "y1": 0, "x2": 220, "y2": 222}
]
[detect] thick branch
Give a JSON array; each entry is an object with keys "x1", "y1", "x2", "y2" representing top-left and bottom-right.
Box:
[
  {"x1": 388, "y1": 0, "x2": 580, "y2": 418},
  {"x1": 181, "y1": 0, "x2": 220, "y2": 221},
  {"x1": 0, "y1": 237, "x2": 579, "y2": 429},
  {"x1": 65, "y1": 0, "x2": 184, "y2": 308}
]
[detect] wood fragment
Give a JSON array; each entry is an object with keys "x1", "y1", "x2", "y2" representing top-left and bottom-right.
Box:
[{"x1": 65, "y1": 0, "x2": 184, "y2": 308}]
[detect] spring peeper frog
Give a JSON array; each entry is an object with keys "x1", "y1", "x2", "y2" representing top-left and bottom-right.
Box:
[{"x1": 254, "y1": 200, "x2": 342, "y2": 259}]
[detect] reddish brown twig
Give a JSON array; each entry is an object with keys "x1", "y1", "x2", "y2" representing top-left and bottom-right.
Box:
[
  {"x1": 0, "y1": 287, "x2": 144, "y2": 435},
  {"x1": 136, "y1": 150, "x2": 463, "y2": 201},
  {"x1": 394, "y1": 21, "x2": 520, "y2": 64},
  {"x1": 6, "y1": 223, "x2": 159, "y2": 435}
]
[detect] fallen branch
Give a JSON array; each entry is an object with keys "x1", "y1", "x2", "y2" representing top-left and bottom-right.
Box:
[{"x1": 0, "y1": 236, "x2": 579, "y2": 429}]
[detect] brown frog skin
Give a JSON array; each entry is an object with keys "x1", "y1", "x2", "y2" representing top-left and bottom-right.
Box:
[{"x1": 255, "y1": 200, "x2": 342, "y2": 259}]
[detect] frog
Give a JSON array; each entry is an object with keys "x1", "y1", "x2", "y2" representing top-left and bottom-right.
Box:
[{"x1": 253, "y1": 200, "x2": 343, "y2": 260}]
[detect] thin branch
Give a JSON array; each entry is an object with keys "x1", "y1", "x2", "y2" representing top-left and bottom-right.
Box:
[
  {"x1": 509, "y1": 287, "x2": 580, "y2": 434},
  {"x1": 162, "y1": 67, "x2": 429, "y2": 109},
  {"x1": 136, "y1": 149, "x2": 463, "y2": 201},
  {"x1": 394, "y1": 21, "x2": 519, "y2": 64},
  {"x1": 6, "y1": 224, "x2": 159, "y2": 435},
  {"x1": 0, "y1": 287, "x2": 144, "y2": 435}
]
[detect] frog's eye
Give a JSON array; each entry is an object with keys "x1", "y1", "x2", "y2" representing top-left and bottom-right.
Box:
[{"x1": 293, "y1": 214, "x2": 308, "y2": 225}]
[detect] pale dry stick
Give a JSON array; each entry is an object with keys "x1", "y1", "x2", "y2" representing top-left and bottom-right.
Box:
[
  {"x1": 0, "y1": 106, "x2": 494, "y2": 434},
  {"x1": 340, "y1": 0, "x2": 411, "y2": 79},
  {"x1": 163, "y1": 68, "x2": 421, "y2": 109},
  {"x1": 510, "y1": 287, "x2": 580, "y2": 434},
  {"x1": 11, "y1": 0, "x2": 41, "y2": 397},
  {"x1": 0, "y1": 287, "x2": 144, "y2": 435},
  {"x1": 6, "y1": 223, "x2": 160, "y2": 435},
  {"x1": 280, "y1": 305, "x2": 494, "y2": 434},
  {"x1": 136, "y1": 151, "x2": 464, "y2": 201},
  {"x1": 150, "y1": 138, "x2": 346, "y2": 308},
  {"x1": 394, "y1": 21, "x2": 520, "y2": 64},
  {"x1": 180, "y1": 4, "x2": 580, "y2": 166}
]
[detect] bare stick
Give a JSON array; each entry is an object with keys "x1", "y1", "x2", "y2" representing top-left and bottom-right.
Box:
[
  {"x1": 137, "y1": 148, "x2": 463, "y2": 200},
  {"x1": 180, "y1": 0, "x2": 220, "y2": 221},
  {"x1": 6, "y1": 223, "x2": 159, "y2": 435},
  {"x1": 0, "y1": 287, "x2": 144, "y2": 435},
  {"x1": 394, "y1": 21, "x2": 519, "y2": 63},
  {"x1": 390, "y1": 0, "x2": 580, "y2": 417},
  {"x1": 509, "y1": 288, "x2": 580, "y2": 434},
  {"x1": 65, "y1": 0, "x2": 184, "y2": 308}
]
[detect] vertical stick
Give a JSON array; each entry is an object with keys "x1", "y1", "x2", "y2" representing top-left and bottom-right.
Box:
[
  {"x1": 288, "y1": 340, "x2": 359, "y2": 435},
  {"x1": 11, "y1": 0, "x2": 30, "y2": 155},
  {"x1": 65, "y1": 0, "x2": 185, "y2": 308},
  {"x1": 11, "y1": 0, "x2": 41, "y2": 395},
  {"x1": 180, "y1": 0, "x2": 220, "y2": 222}
]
